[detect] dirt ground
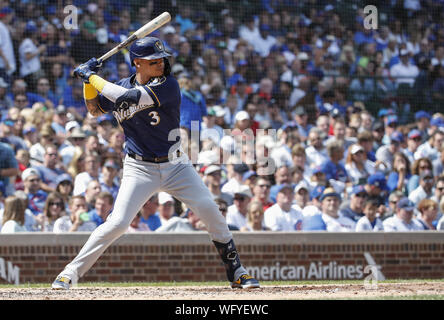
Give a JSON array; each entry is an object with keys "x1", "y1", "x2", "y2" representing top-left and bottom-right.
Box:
[{"x1": 0, "y1": 281, "x2": 443, "y2": 300}]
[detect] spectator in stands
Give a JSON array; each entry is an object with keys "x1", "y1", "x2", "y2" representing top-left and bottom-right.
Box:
[
  {"x1": 269, "y1": 164, "x2": 292, "y2": 202},
  {"x1": 67, "y1": 147, "x2": 85, "y2": 179},
  {"x1": 59, "y1": 127, "x2": 87, "y2": 167},
  {"x1": 63, "y1": 81, "x2": 87, "y2": 120},
  {"x1": 375, "y1": 131, "x2": 403, "y2": 173},
  {"x1": 107, "y1": 128, "x2": 125, "y2": 158},
  {"x1": 408, "y1": 170, "x2": 435, "y2": 205},
  {"x1": 221, "y1": 162, "x2": 249, "y2": 196},
  {"x1": 241, "y1": 200, "x2": 268, "y2": 231},
  {"x1": 251, "y1": 177, "x2": 273, "y2": 212},
  {"x1": 214, "y1": 197, "x2": 238, "y2": 231},
  {"x1": 99, "y1": 159, "x2": 120, "y2": 201},
  {"x1": 301, "y1": 185, "x2": 325, "y2": 218},
  {"x1": 431, "y1": 176, "x2": 444, "y2": 217},
  {"x1": 41, "y1": 192, "x2": 66, "y2": 231},
  {"x1": 355, "y1": 198, "x2": 384, "y2": 231},
  {"x1": 73, "y1": 153, "x2": 101, "y2": 196},
  {"x1": 157, "y1": 192, "x2": 177, "y2": 226},
  {"x1": 155, "y1": 208, "x2": 206, "y2": 232},
  {"x1": 19, "y1": 21, "x2": 46, "y2": 91},
  {"x1": 35, "y1": 77, "x2": 57, "y2": 108},
  {"x1": 0, "y1": 7, "x2": 16, "y2": 79},
  {"x1": 88, "y1": 191, "x2": 113, "y2": 228},
  {"x1": 371, "y1": 121, "x2": 385, "y2": 151},
  {"x1": 70, "y1": 20, "x2": 104, "y2": 65},
  {"x1": 414, "y1": 130, "x2": 444, "y2": 162},
  {"x1": 33, "y1": 144, "x2": 66, "y2": 193},
  {"x1": 55, "y1": 173, "x2": 73, "y2": 209},
  {"x1": 417, "y1": 199, "x2": 438, "y2": 230},
  {"x1": 403, "y1": 129, "x2": 423, "y2": 163},
  {"x1": 0, "y1": 195, "x2": 26, "y2": 233},
  {"x1": 264, "y1": 184, "x2": 303, "y2": 231},
  {"x1": 384, "y1": 190, "x2": 405, "y2": 221},
  {"x1": 345, "y1": 144, "x2": 375, "y2": 185},
  {"x1": 414, "y1": 111, "x2": 431, "y2": 141},
  {"x1": 53, "y1": 195, "x2": 96, "y2": 233},
  {"x1": 357, "y1": 130, "x2": 376, "y2": 162},
  {"x1": 178, "y1": 73, "x2": 207, "y2": 133},
  {"x1": 386, "y1": 151, "x2": 411, "y2": 194},
  {"x1": 292, "y1": 180, "x2": 309, "y2": 212},
  {"x1": 321, "y1": 139, "x2": 348, "y2": 190},
  {"x1": 383, "y1": 197, "x2": 423, "y2": 231},
  {"x1": 305, "y1": 127, "x2": 328, "y2": 169},
  {"x1": 226, "y1": 185, "x2": 252, "y2": 230},
  {"x1": 319, "y1": 187, "x2": 356, "y2": 232},
  {"x1": 96, "y1": 114, "x2": 114, "y2": 148},
  {"x1": 326, "y1": 118, "x2": 356, "y2": 153},
  {"x1": 127, "y1": 212, "x2": 150, "y2": 232},
  {"x1": 84, "y1": 135, "x2": 101, "y2": 156},
  {"x1": 83, "y1": 179, "x2": 102, "y2": 211},
  {"x1": 0, "y1": 117, "x2": 27, "y2": 152},
  {"x1": 204, "y1": 165, "x2": 233, "y2": 205},
  {"x1": 22, "y1": 167, "x2": 47, "y2": 216},
  {"x1": 339, "y1": 185, "x2": 368, "y2": 223},
  {"x1": 407, "y1": 157, "x2": 433, "y2": 194},
  {"x1": 29, "y1": 123, "x2": 56, "y2": 166},
  {"x1": 292, "y1": 106, "x2": 313, "y2": 141},
  {"x1": 390, "y1": 48, "x2": 419, "y2": 89},
  {"x1": 139, "y1": 194, "x2": 161, "y2": 231}
]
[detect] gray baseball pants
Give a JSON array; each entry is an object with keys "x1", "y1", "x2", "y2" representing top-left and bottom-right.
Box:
[{"x1": 59, "y1": 154, "x2": 246, "y2": 282}]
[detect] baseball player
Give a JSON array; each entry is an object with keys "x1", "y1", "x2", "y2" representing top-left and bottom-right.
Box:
[{"x1": 51, "y1": 37, "x2": 260, "y2": 289}]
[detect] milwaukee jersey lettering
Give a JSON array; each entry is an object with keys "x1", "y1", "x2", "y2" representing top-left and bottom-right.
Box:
[{"x1": 98, "y1": 74, "x2": 181, "y2": 158}]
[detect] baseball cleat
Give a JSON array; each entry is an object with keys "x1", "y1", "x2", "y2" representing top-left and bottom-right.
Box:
[
  {"x1": 51, "y1": 275, "x2": 72, "y2": 290},
  {"x1": 231, "y1": 274, "x2": 260, "y2": 289}
]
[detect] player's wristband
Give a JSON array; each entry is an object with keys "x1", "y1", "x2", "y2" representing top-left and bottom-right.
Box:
[
  {"x1": 89, "y1": 74, "x2": 128, "y2": 103},
  {"x1": 89, "y1": 74, "x2": 107, "y2": 92},
  {"x1": 83, "y1": 83, "x2": 98, "y2": 100}
]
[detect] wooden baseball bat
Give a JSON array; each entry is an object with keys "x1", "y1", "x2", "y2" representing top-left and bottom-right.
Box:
[
  {"x1": 72, "y1": 12, "x2": 171, "y2": 77},
  {"x1": 98, "y1": 11, "x2": 171, "y2": 62}
]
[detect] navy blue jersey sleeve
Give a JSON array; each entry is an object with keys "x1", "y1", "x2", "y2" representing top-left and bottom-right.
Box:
[
  {"x1": 97, "y1": 94, "x2": 114, "y2": 113},
  {"x1": 142, "y1": 75, "x2": 180, "y2": 108}
]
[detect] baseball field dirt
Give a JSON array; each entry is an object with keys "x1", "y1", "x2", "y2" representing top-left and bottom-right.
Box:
[{"x1": 0, "y1": 281, "x2": 443, "y2": 299}]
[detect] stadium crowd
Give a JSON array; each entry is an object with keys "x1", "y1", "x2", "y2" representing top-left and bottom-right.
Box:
[{"x1": 1, "y1": 0, "x2": 444, "y2": 233}]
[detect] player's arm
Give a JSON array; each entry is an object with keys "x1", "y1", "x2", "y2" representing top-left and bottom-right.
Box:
[
  {"x1": 74, "y1": 59, "x2": 154, "y2": 112},
  {"x1": 83, "y1": 83, "x2": 104, "y2": 117}
]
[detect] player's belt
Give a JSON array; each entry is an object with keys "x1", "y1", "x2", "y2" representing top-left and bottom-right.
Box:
[{"x1": 128, "y1": 150, "x2": 182, "y2": 163}]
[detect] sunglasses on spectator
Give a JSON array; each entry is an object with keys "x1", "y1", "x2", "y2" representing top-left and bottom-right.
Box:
[
  {"x1": 419, "y1": 165, "x2": 431, "y2": 170},
  {"x1": 219, "y1": 207, "x2": 227, "y2": 212},
  {"x1": 49, "y1": 202, "x2": 64, "y2": 208},
  {"x1": 234, "y1": 196, "x2": 246, "y2": 201},
  {"x1": 437, "y1": 187, "x2": 444, "y2": 192},
  {"x1": 355, "y1": 193, "x2": 367, "y2": 198}
]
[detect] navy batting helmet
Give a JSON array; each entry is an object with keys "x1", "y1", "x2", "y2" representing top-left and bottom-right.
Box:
[{"x1": 129, "y1": 37, "x2": 171, "y2": 66}]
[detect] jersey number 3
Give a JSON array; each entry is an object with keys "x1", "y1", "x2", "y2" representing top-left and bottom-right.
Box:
[{"x1": 148, "y1": 111, "x2": 160, "y2": 125}]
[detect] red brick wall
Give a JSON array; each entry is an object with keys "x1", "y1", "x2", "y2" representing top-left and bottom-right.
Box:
[{"x1": 0, "y1": 232, "x2": 443, "y2": 284}]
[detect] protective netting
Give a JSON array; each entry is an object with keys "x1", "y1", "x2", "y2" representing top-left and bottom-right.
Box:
[{"x1": 0, "y1": 1, "x2": 443, "y2": 233}]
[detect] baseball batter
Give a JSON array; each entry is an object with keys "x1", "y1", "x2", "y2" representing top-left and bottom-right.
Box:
[{"x1": 51, "y1": 37, "x2": 260, "y2": 289}]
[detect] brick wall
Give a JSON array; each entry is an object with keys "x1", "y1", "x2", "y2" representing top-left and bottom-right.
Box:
[{"x1": 0, "y1": 232, "x2": 443, "y2": 284}]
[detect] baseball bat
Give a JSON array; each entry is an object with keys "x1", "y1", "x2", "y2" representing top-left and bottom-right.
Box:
[
  {"x1": 71, "y1": 12, "x2": 171, "y2": 77},
  {"x1": 98, "y1": 11, "x2": 171, "y2": 62}
]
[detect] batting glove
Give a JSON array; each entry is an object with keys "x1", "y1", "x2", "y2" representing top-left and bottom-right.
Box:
[{"x1": 73, "y1": 58, "x2": 102, "y2": 83}]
